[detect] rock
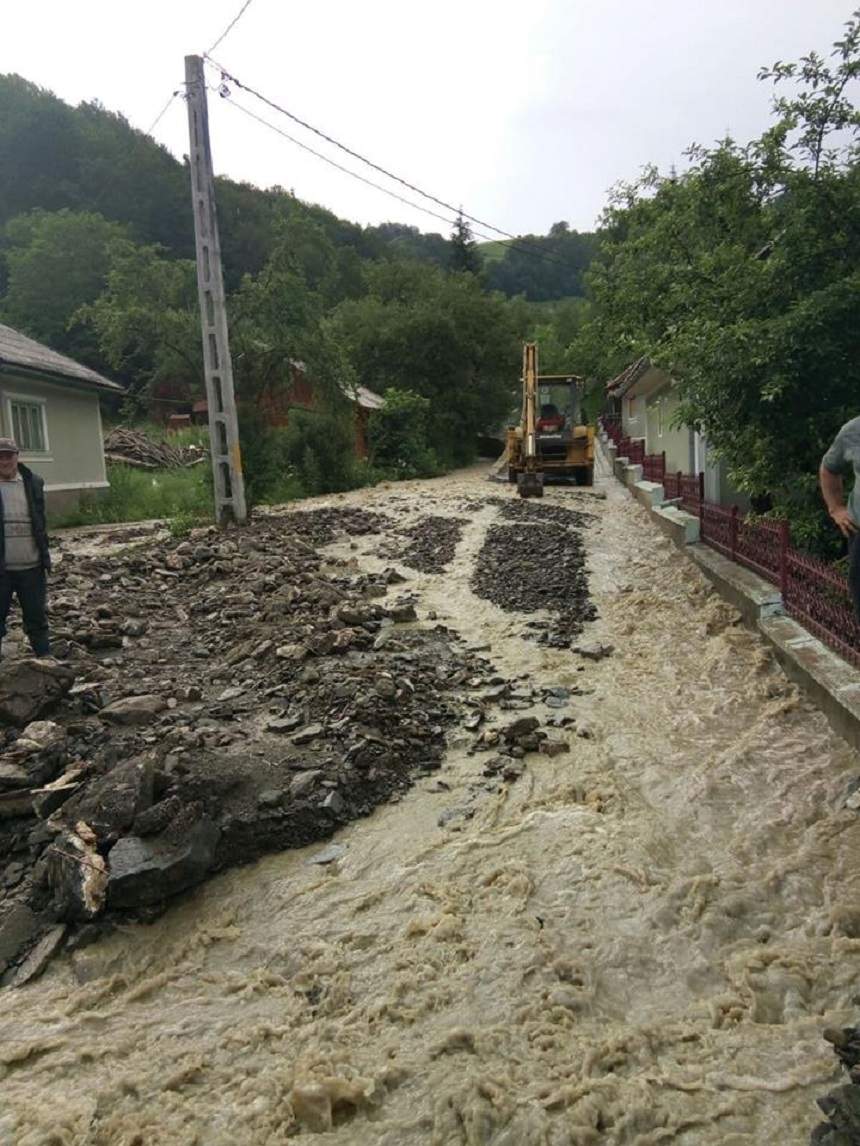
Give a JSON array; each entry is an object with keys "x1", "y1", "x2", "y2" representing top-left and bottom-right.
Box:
[
  {"x1": 47, "y1": 824, "x2": 108, "y2": 921},
  {"x1": 19, "y1": 720, "x2": 66, "y2": 751},
  {"x1": 321, "y1": 790, "x2": 345, "y2": 816},
  {"x1": 307, "y1": 843, "x2": 345, "y2": 865},
  {"x1": 385, "y1": 601, "x2": 418, "y2": 623},
  {"x1": 539, "y1": 739, "x2": 569, "y2": 758},
  {"x1": 257, "y1": 789, "x2": 285, "y2": 809},
  {"x1": 99, "y1": 695, "x2": 166, "y2": 725},
  {"x1": 32, "y1": 768, "x2": 84, "y2": 818},
  {"x1": 62, "y1": 756, "x2": 153, "y2": 841},
  {"x1": 121, "y1": 618, "x2": 148, "y2": 637},
  {"x1": 106, "y1": 819, "x2": 220, "y2": 908},
  {"x1": 289, "y1": 770, "x2": 322, "y2": 799},
  {"x1": 0, "y1": 762, "x2": 31, "y2": 790},
  {"x1": 266, "y1": 714, "x2": 302, "y2": 734},
  {"x1": 502, "y1": 716, "x2": 540, "y2": 742},
  {"x1": 0, "y1": 904, "x2": 38, "y2": 973},
  {"x1": 5, "y1": 924, "x2": 67, "y2": 987},
  {"x1": 292, "y1": 723, "x2": 323, "y2": 746},
  {"x1": 0, "y1": 659, "x2": 75, "y2": 726},
  {"x1": 571, "y1": 641, "x2": 614, "y2": 661},
  {"x1": 132, "y1": 795, "x2": 183, "y2": 836},
  {"x1": 275, "y1": 643, "x2": 308, "y2": 662}
]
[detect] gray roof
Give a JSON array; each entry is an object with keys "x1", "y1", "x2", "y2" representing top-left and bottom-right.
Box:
[{"x1": 0, "y1": 323, "x2": 124, "y2": 393}]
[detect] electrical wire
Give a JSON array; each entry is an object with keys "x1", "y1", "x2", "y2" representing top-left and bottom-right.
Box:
[
  {"x1": 146, "y1": 90, "x2": 181, "y2": 135},
  {"x1": 218, "y1": 92, "x2": 582, "y2": 268},
  {"x1": 221, "y1": 95, "x2": 464, "y2": 232},
  {"x1": 205, "y1": 53, "x2": 579, "y2": 271},
  {"x1": 207, "y1": 0, "x2": 257, "y2": 54}
]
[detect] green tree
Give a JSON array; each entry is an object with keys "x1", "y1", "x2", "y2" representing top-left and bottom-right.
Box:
[
  {"x1": 570, "y1": 9, "x2": 860, "y2": 552},
  {"x1": 0, "y1": 209, "x2": 128, "y2": 363},
  {"x1": 332, "y1": 260, "x2": 520, "y2": 465},
  {"x1": 79, "y1": 239, "x2": 201, "y2": 403},
  {"x1": 449, "y1": 211, "x2": 482, "y2": 275},
  {"x1": 368, "y1": 387, "x2": 438, "y2": 477}
]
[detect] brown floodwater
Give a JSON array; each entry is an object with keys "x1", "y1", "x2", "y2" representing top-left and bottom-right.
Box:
[{"x1": 2, "y1": 459, "x2": 859, "y2": 1145}]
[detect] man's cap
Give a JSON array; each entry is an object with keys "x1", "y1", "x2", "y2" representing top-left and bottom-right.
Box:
[{"x1": 0, "y1": 439, "x2": 19, "y2": 454}]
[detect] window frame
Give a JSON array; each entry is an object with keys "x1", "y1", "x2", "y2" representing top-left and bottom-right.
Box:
[{"x1": 5, "y1": 393, "x2": 50, "y2": 456}]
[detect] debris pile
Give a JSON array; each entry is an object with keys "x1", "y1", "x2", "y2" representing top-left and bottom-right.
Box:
[
  {"x1": 0, "y1": 513, "x2": 507, "y2": 986},
  {"x1": 471, "y1": 502, "x2": 596, "y2": 646},
  {"x1": 811, "y1": 1026, "x2": 860, "y2": 1144},
  {"x1": 104, "y1": 427, "x2": 206, "y2": 469},
  {"x1": 400, "y1": 516, "x2": 466, "y2": 573}
]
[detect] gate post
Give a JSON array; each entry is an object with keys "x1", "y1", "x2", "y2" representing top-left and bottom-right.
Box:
[
  {"x1": 779, "y1": 520, "x2": 790, "y2": 600},
  {"x1": 730, "y1": 504, "x2": 739, "y2": 562}
]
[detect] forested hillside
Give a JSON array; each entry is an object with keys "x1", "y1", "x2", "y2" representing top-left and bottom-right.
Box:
[{"x1": 0, "y1": 73, "x2": 596, "y2": 497}]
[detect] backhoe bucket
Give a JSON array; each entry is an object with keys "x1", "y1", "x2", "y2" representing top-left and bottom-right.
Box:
[{"x1": 517, "y1": 471, "x2": 544, "y2": 498}]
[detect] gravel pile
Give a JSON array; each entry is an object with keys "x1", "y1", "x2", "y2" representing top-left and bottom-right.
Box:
[
  {"x1": 400, "y1": 516, "x2": 466, "y2": 573},
  {"x1": 471, "y1": 502, "x2": 596, "y2": 646}
]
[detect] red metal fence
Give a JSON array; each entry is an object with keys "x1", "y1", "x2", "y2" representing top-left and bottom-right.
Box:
[
  {"x1": 618, "y1": 437, "x2": 645, "y2": 465},
  {"x1": 643, "y1": 452, "x2": 666, "y2": 482},
  {"x1": 698, "y1": 500, "x2": 859, "y2": 667},
  {"x1": 599, "y1": 419, "x2": 859, "y2": 668}
]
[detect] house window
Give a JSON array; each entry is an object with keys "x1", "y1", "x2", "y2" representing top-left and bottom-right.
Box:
[
  {"x1": 627, "y1": 396, "x2": 635, "y2": 419},
  {"x1": 657, "y1": 400, "x2": 664, "y2": 437},
  {"x1": 10, "y1": 399, "x2": 47, "y2": 453}
]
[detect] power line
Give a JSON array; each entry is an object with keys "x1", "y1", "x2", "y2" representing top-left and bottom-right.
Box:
[
  {"x1": 204, "y1": 54, "x2": 579, "y2": 271},
  {"x1": 207, "y1": 0, "x2": 258, "y2": 55},
  {"x1": 220, "y1": 96, "x2": 462, "y2": 231},
  {"x1": 145, "y1": 0, "x2": 256, "y2": 136},
  {"x1": 146, "y1": 90, "x2": 181, "y2": 135},
  {"x1": 217, "y1": 92, "x2": 581, "y2": 269}
]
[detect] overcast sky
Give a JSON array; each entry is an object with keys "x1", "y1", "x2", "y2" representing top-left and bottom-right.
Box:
[{"x1": 2, "y1": 0, "x2": 853, "y2": 237}]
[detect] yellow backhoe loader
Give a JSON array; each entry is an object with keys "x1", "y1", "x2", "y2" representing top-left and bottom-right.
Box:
[{"x1": 506, "y1": 343, "x2": 594, "y2": 497}]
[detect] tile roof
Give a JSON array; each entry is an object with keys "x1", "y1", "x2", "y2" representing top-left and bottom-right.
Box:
[
  {"x1": 605, "y1": 356, "x2": 651, "y2": 398},
  {"x1": 0, "y1": 323, "x2": 124, "y2": 393}
]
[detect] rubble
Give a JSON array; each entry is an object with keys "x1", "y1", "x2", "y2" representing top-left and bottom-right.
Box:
[
  {"x1": 471, "y1": 506, "x2": 596, "y2": 646},
  {"x1": 812, "y1": 1026, "x2": 860, "y2": 1144},
  {"x1": 400, "y1": 516, "x2": 466, "y2": 573},
  {"x1": 0, "y1": 659, "x2": 75, "y2": 725},
  {"x1": 0, "y1": 511, "x2": 511, "y2": 985}
]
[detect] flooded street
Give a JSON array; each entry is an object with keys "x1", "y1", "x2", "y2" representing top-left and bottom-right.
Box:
[{"x1": 3, "y1": 458, "x2": 860, "y2": 1146}]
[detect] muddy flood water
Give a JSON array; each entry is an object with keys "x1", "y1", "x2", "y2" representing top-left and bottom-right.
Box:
[{"x1": 2, "y1": 458, "x2": 860, "y2": 1145}]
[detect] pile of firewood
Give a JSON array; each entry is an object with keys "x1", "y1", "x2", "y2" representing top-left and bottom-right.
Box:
[{"x1": 104, "y1": 428, "x2": 207, "y2": 470}]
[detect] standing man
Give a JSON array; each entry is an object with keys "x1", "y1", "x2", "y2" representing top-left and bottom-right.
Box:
[
  {"x1": 820, "y1": 416, "x2": 860, "y2": 620},
  {"x1": 0, "y1": 438, "x2": 51, "y2": 658}
]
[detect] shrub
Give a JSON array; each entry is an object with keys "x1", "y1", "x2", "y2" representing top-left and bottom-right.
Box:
[{"x1": 367, "y1": 388, "x2": 440, "y2": 479}]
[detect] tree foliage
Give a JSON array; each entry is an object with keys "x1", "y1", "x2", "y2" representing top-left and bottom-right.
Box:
[
  {"x1": 367, "y1": 387, "x2": 438, "y2": 478},
  {"x1": 332, "y1": 261, "x2": 521, "y2": 466},
  {"x1": 571, "y1": 10, "x2": 860, "y2": 551}
]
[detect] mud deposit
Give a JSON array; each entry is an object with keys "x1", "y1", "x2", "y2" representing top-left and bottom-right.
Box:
[{"x1": 1, "y1": 463, "x2": 860, "y2": 1146}]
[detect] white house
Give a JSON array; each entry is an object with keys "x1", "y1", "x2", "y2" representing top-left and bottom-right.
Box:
[{"x1": 0, "y1": 323, "x2": 123, "y2": 511}]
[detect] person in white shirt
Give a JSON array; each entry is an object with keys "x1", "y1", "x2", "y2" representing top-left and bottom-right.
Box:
[{"x1": 0, "y1": 437, "x2": 51, "y2": 657}]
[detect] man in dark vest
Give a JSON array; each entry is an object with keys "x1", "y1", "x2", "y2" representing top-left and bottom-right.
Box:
[{"x1": 0, "y1": 438, "x2": 51, "y2": 657}]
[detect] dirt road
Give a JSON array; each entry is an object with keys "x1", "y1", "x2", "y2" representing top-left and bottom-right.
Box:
[{"x1": 2, "y1": 461, "x2": 859, "y2": 1145}]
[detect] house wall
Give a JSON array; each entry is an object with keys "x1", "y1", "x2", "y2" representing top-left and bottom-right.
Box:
[
  {"x1": 644, "y1": 387, "x2": 693, "y2": 473},
  {"x1": 0, "y1": 373, "x2": 108, "y2": 504},
  {"x1": 620, "y1": 393, "x2": 646, "y2": 440}
]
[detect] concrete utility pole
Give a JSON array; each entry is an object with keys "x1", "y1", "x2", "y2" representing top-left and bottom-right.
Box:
[{"x1": 184, "y1": 54, "x2": 247, "y2": 525}]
